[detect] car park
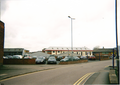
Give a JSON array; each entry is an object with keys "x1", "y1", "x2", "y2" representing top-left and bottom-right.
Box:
[
  {"x1": 12, "y1": 55, "x2": 23, "y2": 59},
  {"x1": 88, "y1": 55, "x2": 96, "y2": 60},
  {"x1": 47, "y1": 57, "x2": 57, "y2": 64},
  {"x1": 35, "y1": 57, "x2": 46, "y2": 64}
]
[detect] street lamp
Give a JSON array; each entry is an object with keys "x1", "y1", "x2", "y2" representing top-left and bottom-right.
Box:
[{"x1": 68, "y1": 16, "x2": 75, "y2": 61}]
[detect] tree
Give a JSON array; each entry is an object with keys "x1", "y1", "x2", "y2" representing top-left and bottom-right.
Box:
[{"x1": 93, "y1": 46, "x2": 100, "y2": 50}]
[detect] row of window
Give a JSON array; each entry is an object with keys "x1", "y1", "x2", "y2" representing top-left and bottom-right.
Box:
[
  {"x1": 4, "y1": 52, "x2": 22, "y2": 56},
  {"x1": 47, "y1": 51, "x2": 92, "y2": 55}
]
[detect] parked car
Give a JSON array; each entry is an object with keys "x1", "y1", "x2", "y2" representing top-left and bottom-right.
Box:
[
  {"x1": 109, "y1": 55, "x2": 117, "y2": 59},
  {"x1": 3, "y1": 56, "x2": 9, "y2": 59},
  {"x1": 73, "y1": 56, "x2": 80, "y2": 61},
  {"x1": 57, "y1": 56, "x2": 63, "y2": 61},
  {"x1": 24, "y1": 56, "x2": 32, "y2": 59},
  {"x1": 12, "y1": 55, "x2": 23, "y2": 59},
  {"x1": 88, "y1": 55, "x2": 96, "y2": 60},
  {"x1": 80, "y1": 56, "x2": 87, "y2": 59},
  {"x1": 32, "y1": 56, "x2": 37, "y2": 59},
  {"x1": 47, "y1": 57, "x2": 57, "y2": 64},
  {"x1": 60, "y1": 56, "x2": 71, "y2": 62},
  {"x1": 35, "y1": 57, "x2": 46, "y2": 64},
  {"x1": 5, "y1": 55, "x2": 13, "y2": 59}
]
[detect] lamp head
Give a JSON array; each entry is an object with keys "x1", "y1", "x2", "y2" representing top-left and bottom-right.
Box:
[{"x1": 68, "y1": 16, "x2": 71, "y2": 18}]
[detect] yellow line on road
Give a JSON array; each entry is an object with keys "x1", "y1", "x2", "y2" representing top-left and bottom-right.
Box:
[
  {"x1": 73, "y1": 72, "x2": 95, "y2": 85},
  {"x1": 105, "y1": 65, "x2": 109, "y2": 67}
]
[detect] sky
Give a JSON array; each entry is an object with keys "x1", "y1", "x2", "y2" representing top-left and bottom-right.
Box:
[{"x1": 1, "y1": 0, "x2": 120, "y2": 52}]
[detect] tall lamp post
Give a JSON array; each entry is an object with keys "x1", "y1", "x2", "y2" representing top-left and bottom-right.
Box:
[
  {"x1": 115, "y1": 0, "x2": 119, "y2": 83},
  {"x1": 68, "y1": 16, "x2": 75, "y2": 61}
]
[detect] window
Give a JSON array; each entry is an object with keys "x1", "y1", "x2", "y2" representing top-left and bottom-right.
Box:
[
  {"x1": 102, "y1": 52, "x2": 108, "y2": 54},
  {"x1": 47, "y1": 51, "x2": 51, "y2": 52},
  {"x1": 58, "y1": 51, "x2": 60, "y2": 53},
  {"x1": 53, "y1": 51, "x2": 55, "y2": 53},
  {"x1": 90, "y1": 52, "x2": 91, "y2": 55}
]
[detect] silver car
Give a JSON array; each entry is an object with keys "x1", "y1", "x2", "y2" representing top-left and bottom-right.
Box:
[
  {"x1": 35, "y1": 57, "x2": 46, "y2": 64},
  {"x1": 80, "y1": 56, "x2": 87, "y2": 59}
]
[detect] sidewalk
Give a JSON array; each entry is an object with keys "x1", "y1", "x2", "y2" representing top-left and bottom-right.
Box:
[
  {"x1": 85, "y1": 65, "x2": 119, "y2": 85},
  {"x1": 0, "y1": 65, "x2": 58, "y2": 80}
]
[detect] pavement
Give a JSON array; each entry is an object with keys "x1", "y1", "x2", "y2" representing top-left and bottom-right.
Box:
[{"x1": 0, "y1": 64, "x2": 119, "y2": 85}]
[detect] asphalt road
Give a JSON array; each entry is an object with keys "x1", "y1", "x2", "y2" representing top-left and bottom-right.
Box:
[{"x1": 1, "y1": 60, "x2": 112, "y2": 85}]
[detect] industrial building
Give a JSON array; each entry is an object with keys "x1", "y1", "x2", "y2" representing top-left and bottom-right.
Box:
[{"x1": 4, "y1": 48, "x2": 29, "y2": 56}]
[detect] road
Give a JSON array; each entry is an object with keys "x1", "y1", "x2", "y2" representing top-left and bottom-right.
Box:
[{"x1": 1, "y1": 60, "x2": 112, "y2": 85}]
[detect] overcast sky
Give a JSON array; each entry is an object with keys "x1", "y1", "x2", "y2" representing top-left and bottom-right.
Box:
[{"x1": 1, "y1": 0, "x2": 120, "y2": 52}]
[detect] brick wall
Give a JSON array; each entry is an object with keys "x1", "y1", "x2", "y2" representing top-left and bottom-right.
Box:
[
  {"x1": 3, "y1": 59, "x2": 36, "y2": 64},
  {"x1": 0, "y1": 21, "x2": 5, "y2": 67},
  {"x1": 59, "y1": 59, "x2": 88, "y2": 64}
]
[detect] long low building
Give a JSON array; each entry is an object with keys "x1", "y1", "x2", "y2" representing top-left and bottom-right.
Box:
[
  {"x1": 44, "y1": 47, "x2": 93, "y2": 56},
  {"x1": 4, "y1": 48, "x2": 29, "y2": 56}
]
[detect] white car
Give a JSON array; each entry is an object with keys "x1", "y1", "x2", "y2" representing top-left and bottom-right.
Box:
[
  {"x1": 80, "y1": 56, "x2": 87, "y2": 59},
  {"x1": 12, "y1": 55, "x2": 23, "y2": 59}
]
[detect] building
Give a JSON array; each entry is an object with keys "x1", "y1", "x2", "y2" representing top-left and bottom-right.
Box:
[
  {"x1": 44, "y1": 47, "x2": 93, "y2": 56},
  {"x1": 4, "y1": 48, "x2": 29, "y2": 56},
  {"x1": 0, "y1": 21, "x2": 5, "y2": 67},
  {"x1": 93, "y1": 47, "x2": 116, "y2": 57}
]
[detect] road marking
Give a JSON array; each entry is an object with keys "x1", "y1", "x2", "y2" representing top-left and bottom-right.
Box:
[
  {"x1": 73, "y1": 72, "x2": 95, "y2": 85},
  {"x1": 105, "y1": 65, "x2": 109, "y2": 67}
]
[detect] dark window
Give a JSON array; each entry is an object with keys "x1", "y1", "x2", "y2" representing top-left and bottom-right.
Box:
[
  {"x1": 53, "y1": 51, "x2": 55, "y2": 53},
  {"x1": 102, "y1": 52, "x2": 108, "y2": 54}
]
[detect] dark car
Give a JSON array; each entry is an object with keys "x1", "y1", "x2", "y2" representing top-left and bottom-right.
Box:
[
  {"x1": 88, "y1": 55, "x2": 96, "y2": 60},
  {"x1": 57, "y1": 56, "x2": 63, "y2": 61},
  {"x1": 47, "y1": 57, "x2": 57, "y2": 64},
  {"x1": 35, "y1": 57, "x2": 46, "y2": 64}
]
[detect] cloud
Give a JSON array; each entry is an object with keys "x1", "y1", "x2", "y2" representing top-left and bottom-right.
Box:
[
  {"x1": 1, "y1": 0, "x2": 120, "y2": 52},
  {"x1": 0, "y1": 0, "x2": 8, "y2": 14}
]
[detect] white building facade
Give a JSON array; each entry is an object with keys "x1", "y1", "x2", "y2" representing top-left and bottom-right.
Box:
[{"x1": 44, "y1": 47, "x2": 93, "y2": 56}]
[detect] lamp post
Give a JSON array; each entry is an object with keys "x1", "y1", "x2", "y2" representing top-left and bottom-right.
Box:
[
  {"x1": 68, "y1": 16, "x2": 75, "y2": 61},
  {"x1": 115, "y1": 0, "x2": 119, "y2": 83}
]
